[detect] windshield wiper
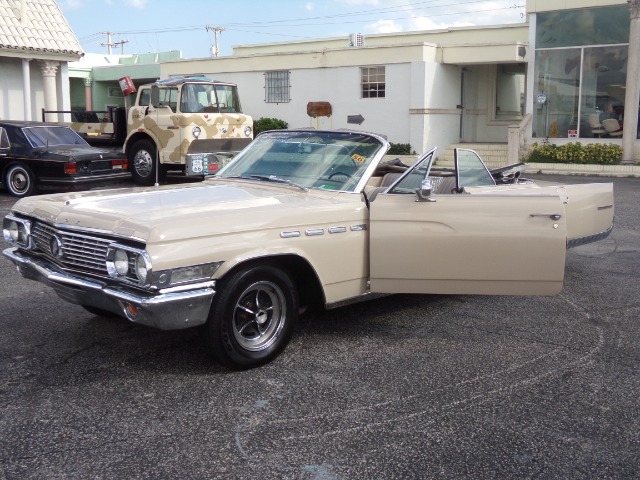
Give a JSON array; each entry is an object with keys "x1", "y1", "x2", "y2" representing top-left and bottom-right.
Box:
[{"x1": 248, "y1": 174, "x2": 309, "y2": 192}]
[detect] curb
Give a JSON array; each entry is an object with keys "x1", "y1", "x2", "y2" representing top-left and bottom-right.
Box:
[{"x1": 525, "y1": 162, "x2": 640, "y2": 178}]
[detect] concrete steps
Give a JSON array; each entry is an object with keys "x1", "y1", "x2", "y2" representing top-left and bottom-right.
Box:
[{"x1": 436, "y1": 143, "x2": 509, "y2": 168}]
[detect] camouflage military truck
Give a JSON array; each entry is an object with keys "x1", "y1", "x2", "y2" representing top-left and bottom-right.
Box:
[{"x1": 51, "y1": 77, "x2": 253, "y2": 186}]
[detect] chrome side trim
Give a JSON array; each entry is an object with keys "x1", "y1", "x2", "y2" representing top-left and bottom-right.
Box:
[
  {"x1": 3, "y1": 248, "x2": 214, "y2": 330},
  {"x1": 326, "y1": 291, "x2": 391, "y2": 310},
  {"x1": 567, "y1": 224, "x2": 613, "y2": 249}
]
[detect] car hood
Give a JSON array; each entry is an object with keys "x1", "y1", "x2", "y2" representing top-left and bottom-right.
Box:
[{"x1": 12, "y1": 179, "x2": 359, "y2": 243}]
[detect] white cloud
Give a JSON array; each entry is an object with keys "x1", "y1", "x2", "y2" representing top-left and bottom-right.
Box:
[
  {"x1": 124, "y1": 0, "x2": 148, "y2": 9},
  {"x1": 305, "y1": 2, "x2": 315, "y2": 12},
  {"x1": 366, "y1": 19, "x2": 402, "y2": 34}
]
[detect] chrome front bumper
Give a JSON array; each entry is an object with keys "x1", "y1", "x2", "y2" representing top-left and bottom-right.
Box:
[{"x1": 3, "y1": 247, "x2": 215, "y2": 330}]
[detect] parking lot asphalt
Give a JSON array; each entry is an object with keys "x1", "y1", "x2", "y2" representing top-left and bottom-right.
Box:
[{"x1": 0, "y1": 175, "x2": 638, "y2": 479}]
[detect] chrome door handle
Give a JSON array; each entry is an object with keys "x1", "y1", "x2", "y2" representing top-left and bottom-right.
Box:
[{"x1": 530, "y1": 213, "x2": 562, "y2": 220}]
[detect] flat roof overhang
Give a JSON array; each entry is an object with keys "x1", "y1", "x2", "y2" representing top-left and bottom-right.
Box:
[{"x1": 439, "y1": 43, "x2": 528, "y2": 64}]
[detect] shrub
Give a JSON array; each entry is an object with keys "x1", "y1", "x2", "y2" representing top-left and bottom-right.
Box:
[
  {"x1": 524, "y1": 142, "x2": 622, "y2": 165},
  {"x1": 253, "y1": 117, "x2": 288, "y2": 136},
  {"x1": 388, "y1": 143, "x2": 415, "y2": 155}
]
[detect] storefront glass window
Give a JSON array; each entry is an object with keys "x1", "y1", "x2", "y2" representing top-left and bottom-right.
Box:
[
  {"x1": 537, "y1": 6, "x2": 629, "y2": 48},
  {"x1": 534, "y1": 6, "x2": 632, "y2": 139},
  {"x1": 534, "y1": 48, "x2": 581, "y2": 139}
]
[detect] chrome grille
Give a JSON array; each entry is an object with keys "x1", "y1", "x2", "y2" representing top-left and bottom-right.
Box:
[{"x1": 31, "y1": 222, "x2": 112, "y2": 275}]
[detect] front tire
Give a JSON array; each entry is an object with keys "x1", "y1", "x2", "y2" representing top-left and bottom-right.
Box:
[
  {"x1": 205, "y1": 265, "x2": 298, "y2": 369},
  {"x1": 4, "y1": 163, "x2": 36, "y2": 197},
  {"x1": 129, "y1": 139, "x2": 159, "y2": 186}
]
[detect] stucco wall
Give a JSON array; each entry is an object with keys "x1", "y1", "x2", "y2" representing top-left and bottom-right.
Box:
[
  {"x1": 195, "y1": 63, "x2": 418, "y2": 147},
  {"x1": 0, "y1": 57, "x2": 47, "y2": 121}
]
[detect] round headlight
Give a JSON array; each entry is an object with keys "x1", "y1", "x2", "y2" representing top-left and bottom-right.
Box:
[
  {"x1": 244, "y1": 126, "x2": 252, "y2": 137},
  {"x1": 114, "y1": 249, "x2": 129, "y2": 276},
  {"x1": 135, "y1": 255, "x2": 148, "y2": 283},
  {"x1": 192, "y1": 126, "x2": 202, "y2": 139}
]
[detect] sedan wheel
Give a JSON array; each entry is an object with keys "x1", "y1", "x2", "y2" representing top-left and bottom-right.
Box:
[
  {"x1": 4, "y1": 163, "x2": 36, "y2": 197},
  {"x1": 205, "y1": 265, "x2": 298, "y2": 369}
]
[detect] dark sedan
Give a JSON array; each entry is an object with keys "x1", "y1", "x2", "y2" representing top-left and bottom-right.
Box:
[{"x1": 0, "y1": 121, "x2": 130, "y2": 197}]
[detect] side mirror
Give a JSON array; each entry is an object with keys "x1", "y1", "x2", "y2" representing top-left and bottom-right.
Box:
[
  {"x1": 150, "y1": 85, "x2": 160, "y2": 107},
  {"x1": 416, "y1": 178, "x2": 435, "y2": 202}
]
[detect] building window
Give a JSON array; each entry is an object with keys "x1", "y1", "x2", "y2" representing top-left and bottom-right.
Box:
[
  {"x1": 264, "y1": 71, "x2": 290, "y2": 103},
  {"x1": 361, "y1": 66, "x2": 385, "y2": 98},
  {"x1": 533, "y1": 6, "x2": 632, "y2": 139}
]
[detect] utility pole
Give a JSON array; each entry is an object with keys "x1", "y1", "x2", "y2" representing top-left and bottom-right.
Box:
[
  {"x1": 114, "y1": 39, "x2": 129, "y2": 54},
  {"x1": 100, "y1": 32, "x2": 117, "y2": 54},
  {"x1": 206, "y1": 26, "x2": 225, "y2": 57}
]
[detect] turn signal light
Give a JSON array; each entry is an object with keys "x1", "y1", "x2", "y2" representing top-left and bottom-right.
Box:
[{"x1": 64, "y1": 162, "x2": 77, "y2": 175}]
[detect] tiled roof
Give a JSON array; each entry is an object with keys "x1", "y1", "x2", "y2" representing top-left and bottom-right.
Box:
[{"x1": 0, "y1": 0, "x2": 82, "y2": 57}]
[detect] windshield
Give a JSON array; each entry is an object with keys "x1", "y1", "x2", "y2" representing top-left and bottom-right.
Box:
[
  {"x1": 23, "y1": 126, "x2": 88, "y2": 147},
  {"x1": 217, "y1": 130, "x2": 386, "y2": 192},
  {"x1": 180, "y1": 83, "x2": 242, "y2": 113}
]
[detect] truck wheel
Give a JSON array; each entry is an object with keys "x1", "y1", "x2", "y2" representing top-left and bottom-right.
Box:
[
  {"x1": 205, "y1": 265, "x2": 298, "y2": 370},
  {"x1": 129, "y1": 139, "x2": 158, "y2": 186},
  {"x1": 4, "y1": 163, "x2": 36, "y2": 197}
]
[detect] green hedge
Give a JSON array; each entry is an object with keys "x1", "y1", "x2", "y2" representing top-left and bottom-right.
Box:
[
  {"x1": 388, "y1": 143, "x2": 415, "y2": 155},
  {"x1": 253, "y1": 117, "x2": 289, "y2": 136},
  {"x1": 524, "y1": 142, "x2": 622, "y2": 165}
]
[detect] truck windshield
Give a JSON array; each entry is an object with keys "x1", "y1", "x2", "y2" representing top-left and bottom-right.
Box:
[{"x1": 180, "y1": 83, "x2": 242, "y2": 113}]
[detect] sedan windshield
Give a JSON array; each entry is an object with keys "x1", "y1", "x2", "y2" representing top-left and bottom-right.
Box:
[
  {"x1": 23, "y1": 126, "x2": 88, "y2": 147},
  {"x1": 217, "y1": 131, "x2": 386, "y2": 192}
]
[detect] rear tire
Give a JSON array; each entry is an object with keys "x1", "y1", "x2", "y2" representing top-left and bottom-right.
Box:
[
  {"x1": 129, "y1": 139, "x2": 159, "y2": 186},
  {"x1": 4, "y1": 163, "x2": 36, "y2": 197},
  {"x1": 205, "y1": 265, "x2": 298, "y2": 369}
]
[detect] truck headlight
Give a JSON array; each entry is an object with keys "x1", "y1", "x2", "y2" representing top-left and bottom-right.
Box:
[
  {"x1": 106, "y1": 244, "x2": 152, "y2": 286},
  {"x1": 244, "y1": 126, "x2": 252, "y2": 137},
  {"x1": 192, "y1": 126, "x2": 202, "y2": 139},
  {"x1": 3, "y1": 216, "x2": 31, "y2": 248}
]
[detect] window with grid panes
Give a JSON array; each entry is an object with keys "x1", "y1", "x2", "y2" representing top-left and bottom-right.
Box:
[
  {"x1": 361, "y1": 66, "x2": 385, "y2": 98},
  {"x1": 264, "y1": 71, "x2": 291, "y2": 103}
]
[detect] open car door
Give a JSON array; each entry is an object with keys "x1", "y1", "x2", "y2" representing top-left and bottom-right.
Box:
[{"x1": 369, "y1": 149, "x2": 567, "y2": 296}]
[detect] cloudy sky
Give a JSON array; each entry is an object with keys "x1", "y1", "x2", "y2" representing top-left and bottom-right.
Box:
[{"x1": 58, "y1": 0, "x2": 527, "y2": 59}]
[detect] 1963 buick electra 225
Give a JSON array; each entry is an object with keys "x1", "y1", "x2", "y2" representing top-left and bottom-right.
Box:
[{"x1": 3, "y1": 129, "x2": 614, "y2": 369}]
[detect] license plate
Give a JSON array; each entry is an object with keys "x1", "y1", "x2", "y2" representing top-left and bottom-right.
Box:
[{"x1": 191, "y1": 158, "x2": 203, "y2": 174}]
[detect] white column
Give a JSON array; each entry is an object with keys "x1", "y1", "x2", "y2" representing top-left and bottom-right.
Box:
[
  {"x1": 21, "y1": 59, "x2": 32, "y2": 121},
  {"x1": 40, "y1": 60, "x2": 59, "y2": 122},
  {"x1": 622, "y1": 0, "x2": 640, "y2": 164},
  {"x1": 84, "y1": 77, "x2": 93, "y2": 111}
]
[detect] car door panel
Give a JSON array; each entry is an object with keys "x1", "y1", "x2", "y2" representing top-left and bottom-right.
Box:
[{"x1": 369, "y1": 192, "x2": 567, "y2": 295}]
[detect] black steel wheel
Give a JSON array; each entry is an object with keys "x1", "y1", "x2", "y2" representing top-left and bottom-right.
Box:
[
  {"x1": 205, "y1": 265, "x2": 298, "y2": 369},
  {"x1": 4, "y1": 163, "x2": 36, "y2": 197}
]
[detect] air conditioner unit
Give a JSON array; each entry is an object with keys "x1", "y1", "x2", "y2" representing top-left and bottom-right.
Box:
[{"x1": 349, "y1": 33, "x2": 364, "y2": 48}]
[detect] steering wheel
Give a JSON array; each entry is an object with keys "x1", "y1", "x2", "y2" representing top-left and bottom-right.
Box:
[{"x1": 327, "y1": 171, "x2": 351, "y2": 182}]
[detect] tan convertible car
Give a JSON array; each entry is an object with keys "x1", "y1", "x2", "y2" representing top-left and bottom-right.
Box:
[{"x1": 3, "y1": 130, "x2": 614, "y2": 369}]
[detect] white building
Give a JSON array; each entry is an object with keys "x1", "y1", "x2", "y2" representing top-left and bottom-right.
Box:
[
  {"x1": 0, "y1": 0, "x2": 82, "y2": 122},
  {"x1": 160, "y1": 24, "x2": 529, "y2": 157},
  {"x1": 159, "y1": 0, "x2": 639, "y2": 163}
]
